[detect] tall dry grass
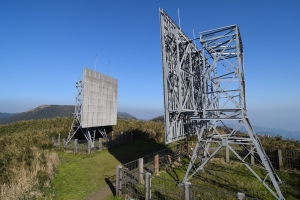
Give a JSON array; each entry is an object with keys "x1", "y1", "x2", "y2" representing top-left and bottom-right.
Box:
[
  {"x1": 0, "y1": 150, "x2": 59, "y2": 199},
  {"x1": 0, "y1": 131, "x2": 60, "y2": 199}
]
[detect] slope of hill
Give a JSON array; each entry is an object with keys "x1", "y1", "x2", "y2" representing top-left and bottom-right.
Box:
[
  {"x1": 0, "y1": 105, "x2": 74, "y2": 125},
  {"x1": 0, "y1": 112, "x2": 17, "y2": 120},
  {"x1": 149, "y1": 115, "x2": 164, "y2": 122},
  {"x1": 0, "y1": 105, "x2": 138, "y2": 125},
  {"x1": 117, "y1": 112, "x2": 137, "y2": 120}
]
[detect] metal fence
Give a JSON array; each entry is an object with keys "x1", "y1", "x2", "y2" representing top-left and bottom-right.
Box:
[
  {"x1": 186, "y1": 141, "x2": 300, "y2": 171},
  {"x1": 52, "y1": 131, "x2": 138, "y2": 153},
  {"x1": 116, "y1": 144, "x2": 257, "y2": 200}
]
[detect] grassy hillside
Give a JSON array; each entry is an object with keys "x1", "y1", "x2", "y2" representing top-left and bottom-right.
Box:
[
  {"x1": 0, "y1": 118, "x2": 165, "y2": 199},
  {"x1": 0, "y1": 117, "x2": 73, "y2": 138},
  {"x1": 51, "y1": 138, "x2": 166, "y2": 200},
  {"x1": 1, "y1": 117, "x2": 300, "y2": 199}
]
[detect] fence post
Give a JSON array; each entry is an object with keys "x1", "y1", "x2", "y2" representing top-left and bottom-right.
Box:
[
  {"x1": 250, "y1": 146, "x2": 255, "y2": 165},
  {"x1": 278, "y1": 149, "x2": 283, "y2": 170},
  {"x1": 185, "y1": 138, "x2": 188, "y2": 154},
  {"x1": 74, "y1": 139, "x2": 78, "y2": 153},
  {"x1": 52, "y1": 137, "x2": 55, "y2": 144},
  {"x1": 139, "y1": 158, "x2": 144, "y2": 184},
  {"x1": 184, "y1": 182, "x2": 191, "y2": 200},
  {"x1": 154, "y1": 154, "x2": 159, "y2": 175},
  {"x1": 226, "y1": 145, "x2": 230, "y2": 163},
  {"x1": 237, "y1": 192, "x2": 245, "y2": 200},
  {"x1": 87, "y1": 140, "x2": 91, "y2": 154},
  {"x1": 58, "y1": 134, "x2": 61, "y2": 145},
  {"x1": 62, "y1": 138, "x2": 66, "y2": 150},
  {"x1": 167, "y1": 149, "x2": 172, "y2": 165},
  {"x1": 111, "y1": 131, "x2": 114, "y2": 147},
  {"x1": 99, "y1": 138, "x2": 102, "y2": 150},
  {"x1": 116, "y1": 165, "x2": 122, "y2": 196},
  {"x1": 145, "y1": 172, "x2": 151, "y2": 200},
  {"x1": 177, "y1": 144, "x2": 181, "y2": 162}
]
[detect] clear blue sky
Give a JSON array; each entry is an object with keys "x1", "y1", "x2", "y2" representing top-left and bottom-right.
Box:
[{"x1": 0, "y1": 0, "x2": 299, "y2": 131}]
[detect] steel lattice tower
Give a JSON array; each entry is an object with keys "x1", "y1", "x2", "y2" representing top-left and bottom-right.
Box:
[
  {"x1": 66, "y1": 79, "x2": 107, "y2": 147},
  {"x1": 160, "y1": 9, "x2": 284, "y2": 200}
]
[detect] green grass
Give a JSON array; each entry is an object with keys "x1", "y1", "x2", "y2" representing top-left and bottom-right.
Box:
[
  {"x1": 51, "y1": 150, "x2": 118, "y2": 200},
  {"x1": 51, "y1": 138, "x2": 167, "y2": 200},
  {"x1": 51, "y1": 137, "x2": 300, "y2": 200},
  {"x1": 155, "y1": 158, "x2": 300, "y2": 199}
]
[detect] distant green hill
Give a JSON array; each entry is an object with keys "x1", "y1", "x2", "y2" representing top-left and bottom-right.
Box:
[{"x1": 0, "y1": 105, "x2": 138, "y2": 125}]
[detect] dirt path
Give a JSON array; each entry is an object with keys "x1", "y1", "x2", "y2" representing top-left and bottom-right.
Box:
[{"x1": 84, "y1": 185, "x2": 114, "y2": 200}]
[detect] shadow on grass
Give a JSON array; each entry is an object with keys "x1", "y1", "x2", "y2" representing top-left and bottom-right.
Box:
[
  {"x1": 105, "y1": 175, "x2": 116, "y2": 196},
  {"x1": 107, "y1": 137, "x2": 167, "y2": 164}
]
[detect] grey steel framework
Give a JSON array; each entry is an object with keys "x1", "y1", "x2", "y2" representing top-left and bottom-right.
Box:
[
  {"x1": 159, "y1": 9, "x2": 284, "y2": 200},
  {"x1": 160, "y1": 9, "x2": 203, "y2": 144},
  {"x1": 65, "y1": 68, "x2": 118, "y2": 147}
]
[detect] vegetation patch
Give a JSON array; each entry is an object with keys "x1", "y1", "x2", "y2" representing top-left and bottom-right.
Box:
[
  {"x1": 51, "y1": 138, "x2": 166, "y2": 200},
  {"x1": 1, "y1": 117, "x2": 300, "y2": 199}
]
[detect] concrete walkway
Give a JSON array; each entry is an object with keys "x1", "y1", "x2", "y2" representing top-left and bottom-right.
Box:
[{"x1": 84, "y1": 185, "x2": 114, "y2": 200}]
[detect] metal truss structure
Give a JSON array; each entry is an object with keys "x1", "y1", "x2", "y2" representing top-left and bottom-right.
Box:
[
  {"x1": 160, "y1": 9, "x2": 203, "y2": 144},
  {"x1": 65, "y1": 79, "x2": 107, "y2": 148},
  {"x1": 159, "y1": 9, "x2": 284, "y2": 200}
]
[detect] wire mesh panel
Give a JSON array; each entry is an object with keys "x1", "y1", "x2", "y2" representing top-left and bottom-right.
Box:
[
  {"x1": 64, "y1": 139, "x2": 76, "y2": 152},
  {"x1": 143, "y1": 155, "x2": 155, "y2": 174},
  {"x1": 76, "y1": 140, "x2": 88, "y2": 152},
  {"x1": 151, "y1": 176, "x2": 184, "y2": 200},
  {"x1": 121, "y1": 169, "x2": 145, "y2": 199},
  {"x1": 191, "y1": 185, "x2": 237, "y2": 200},
  {"x1": 264, "y1": 149, "x2": 279, "y2": 169},
  {"x1": 123, "y1": 159, "x2": 139, "y2": 171},
  {"x1": 282, "y1": 150, "x2": 300, "y2": 170}
]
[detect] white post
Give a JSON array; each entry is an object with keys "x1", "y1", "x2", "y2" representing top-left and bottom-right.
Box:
[
  {"x1": 184, "y1": 182, "x2": 191, "y2": 200},
  {"x1": 87, "y1": 140, "x2": 91, "y2": 154},
  {"x1": 145, "y1": 172, "x2": 151, "y2": 200},
  {"x1": 99, "y1": 138, "x2": 102, "y2": 150},
  {"x1": 139, "y1": 158, "x2": 144, "y2": 184},
  {"x1": 74, "y1": 139, "x2": 78, "y2": 153},
  {"x1": 116, "y1": 165, "x2": 122, "y2": 195},
  {"x1": 226, "y1": 145, "x2": 230, "y2": 163},
  {"x1": 237, "y1": 192, "x2": 245, "y2": 200}
]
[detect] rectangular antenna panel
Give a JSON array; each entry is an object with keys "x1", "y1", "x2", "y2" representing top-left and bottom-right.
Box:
[{"x1": 81, "y1": 68, "x2": 118, "y2": 128}]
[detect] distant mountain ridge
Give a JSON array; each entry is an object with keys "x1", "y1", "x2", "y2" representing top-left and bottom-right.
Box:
[
  {"x1": 0, "y1": 105, "x2": 138, "y2": 125},
  {"x1": 117, "y1": 112, "x2": 137, "y2": 120},
  {"x1": 226, "y1": 124, "x2": 300, "y2": 141},
  {"x1": 0, "y1": 105, "x2": 74, "y2": 125},
  {"x1": 0, "y1": 112, "x2": 17, "y2": 120},
  {"x1": 149, "y1": 115, "x2": 164, "y2": 122},
  {"x1": 149, "y1": 115, "x2": 300, "y2": 140}
]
